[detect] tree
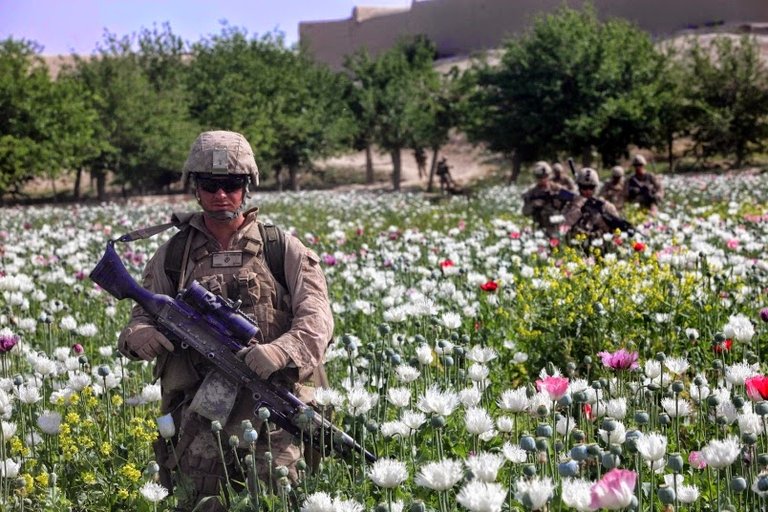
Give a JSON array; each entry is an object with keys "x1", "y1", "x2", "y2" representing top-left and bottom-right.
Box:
[
  {"x1": 345, "y1": 36, "x2": 440, "y2": 191},
  {"x1": 408, "y1": 66, "x2": 464, "y2": 192},
  {"x1": 344, "y1": 50, "x2": 380, "y2": 184},
  {"x1": 682, "y1": 35, "x2": 768, "y2": 167},
  {"x1": 650, "y1": 45, "x2": 696, "y2": 171},
  {"x1": 465, "y1": 5, "x2": 667, "y2": 180},
  {"x1": 70, "y1": 28, "x2": 197, "y2": 200},
  {"x1": 0, "y1": 38, "x2": 98, "y2": 199},
  {"x1": 187, "y1": 26, "x2": 353, "y2": 191}
]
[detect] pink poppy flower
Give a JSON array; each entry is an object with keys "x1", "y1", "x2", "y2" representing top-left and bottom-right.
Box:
[
  {"x1": 535, "y1": 376, "x2": 569, "y2": 401},
  {"x1": 590, "y1": 468, "x2": 637, "y2": 510},
  {"x1": 597, "y1": 349, "x2": 639, "y2": 370}
]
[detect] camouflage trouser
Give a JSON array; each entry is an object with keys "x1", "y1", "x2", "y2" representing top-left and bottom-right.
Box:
[{"x1": 157, "y1": 412, "x2": 301, "y2": 512}]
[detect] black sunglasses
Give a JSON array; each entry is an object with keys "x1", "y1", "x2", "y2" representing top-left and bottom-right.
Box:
[
  {"x1": 579, "y1": 185, "x2": 596, "y2": 190},
  {"x1": 196, "y1": 177, "x2": 246, "y2": 193}
]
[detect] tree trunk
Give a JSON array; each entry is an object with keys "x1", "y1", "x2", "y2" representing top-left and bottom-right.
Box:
[
  {"x1": 94, "y1": 170, "x2": 107, "y2": 202},
  {"x1": 49, "y1": 172, "x2": 58, "y2": 202},
  {"x1": 391, "y1": 148, "x2": 402, "y2": 191},
  {"x1": 667, "y1": 130, "x2": 675, "y2": 173},
  {"x1": 508, "y1": 151, "x2": 521, "y2": 184},
  {"x1": 365, "y1": 145, "x2": 374, "y2": 184},
  {"x1": 289, "y1": 166, "x2": 299, "y2": 192},
  {"x1": 274, "y1": 166, "x2": 284, "y2": 192},
  {"x1": 427, "y1": 147, "x2": 439, "y2": 192},
  {"x1": 73, "y1": 167, "x2": 83, "y2": 200}
]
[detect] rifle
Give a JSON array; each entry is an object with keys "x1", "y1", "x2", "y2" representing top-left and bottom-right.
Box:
[
  {"x1": 583, "y1": 198, "x2": 635, "y2": 234},
  {"x1": 90, "y1": 239, "x2": 376, "y2": 464},
  {"x1": 568, "y1": 157, "x2": 634, "y2": 235}
]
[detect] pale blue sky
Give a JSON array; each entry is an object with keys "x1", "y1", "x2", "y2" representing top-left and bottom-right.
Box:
[{"x1": 1, "y1": 0, "x2": 412, "y2": 55}]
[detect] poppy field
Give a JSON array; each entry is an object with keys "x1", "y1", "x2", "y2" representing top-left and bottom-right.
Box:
[{"x1": 1, "y1": 171, "x2": 768, "y2": 511}]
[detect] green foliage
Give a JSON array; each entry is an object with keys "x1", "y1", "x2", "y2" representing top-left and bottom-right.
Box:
[
  {"x1": 187, "y1": 27, "x2": 354, "y2": 190},
  {"x1": 465, "y1": 5, "x2": 667, "y2": 167},
  {"x1": 345, "y1": 36, "x2": 442, "y2": 190},
  {"x1": 681, "y1": 35, "x2": 768, "y2": 166},
  {"x1": 70, "y1": 27, "x2": 198, "y2": 197},
  {"x1": 0, "y1": 38, "x2": 98, "y2": 195}
]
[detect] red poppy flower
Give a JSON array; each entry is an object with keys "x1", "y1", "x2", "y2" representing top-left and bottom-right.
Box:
[
  {"x1": 480, "y1": 281, "x2": 498, "y2": 292},
  {"x1": 632, "y1": 242, "x2": 646, "y2": 252},
  {"x1": 713, "y1": 339, "x2": 732, "y2": 353},
  {"x1": 440, "y1": 259, "x2": 455, "y2": 268}
]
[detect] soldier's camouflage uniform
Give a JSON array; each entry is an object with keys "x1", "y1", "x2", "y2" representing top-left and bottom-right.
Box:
[
  {"x1": 118, "y1": 208, "x2": 333, "y2": 511},
  {"x1": 624, "y1": 172, "x2": 663, "y2": 209},
  {"x1": 552, "y1": 174, "x2": 577, "y2": 192},
  {"x1": 599, "y1": 177, "x2": 625, "y2": 210},
  {"x1": 563, "y1": 196, "x2": 621, "y2": 244},
  {"x1": 521, "y1": 182, "x2": 569, "y2": 237}
]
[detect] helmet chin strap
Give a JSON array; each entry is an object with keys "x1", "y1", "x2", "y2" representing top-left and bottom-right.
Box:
[{"x1": 195, "y1": 184, "x2": 249, "y2": 222}]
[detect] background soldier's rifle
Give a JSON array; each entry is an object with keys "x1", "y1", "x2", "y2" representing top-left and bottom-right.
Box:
[{"x1": 90, "y1": 239, "x2": 376, "y2": 464}]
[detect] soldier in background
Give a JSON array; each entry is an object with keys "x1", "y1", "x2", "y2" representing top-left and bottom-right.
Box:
[
  {"x1": 564, "y1": 168, "x2": 627, "y2": 246},
  {"x1": 436, "y1": 157, "x2": 457, "y2": 193},
  {"x1": 624, "y1": 154, "x2": 663, "y2": 214},
  {"x1": 551, "y1": 162, "x2": 577, "y2": 192},
  {"x1": 599, "y1": 165, "x2": 626, "y2": 211},
  {"x1": 414, "y1": 147, "x2": 427, "y2": 180},
  {"x1": 521, "y1": 161, "x2": 573, "y2": 237}
]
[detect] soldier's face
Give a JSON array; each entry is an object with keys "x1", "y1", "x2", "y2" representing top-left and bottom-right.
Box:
[
  {"x1": 579, "y1": 185, "x2": 595, "y2": 197},
  {"x1": 196, "y1": 177, "x2": 245, "y2": 213}
]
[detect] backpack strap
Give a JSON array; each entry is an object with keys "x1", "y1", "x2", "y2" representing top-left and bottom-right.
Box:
[
  {"x1": 258, "y1": 222, "x2": 287, "y2": 290},
  {"x1": 164, "y1": 226, "x2": 193, "y2": 293}
]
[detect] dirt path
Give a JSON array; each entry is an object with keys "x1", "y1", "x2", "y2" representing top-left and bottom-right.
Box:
[{"x1": 318, "y1": 133, "x2": 500, "y2": 192}]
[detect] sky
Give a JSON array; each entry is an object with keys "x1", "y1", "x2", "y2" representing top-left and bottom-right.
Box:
[{"x1": 1, "y1": 0, "x2": 413, "y2": 55}]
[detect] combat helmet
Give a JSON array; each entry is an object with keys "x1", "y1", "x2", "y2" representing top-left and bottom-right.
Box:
[
  {"x1": 182, "y1": 131, "x2": 259, "y2": 187},
  {"x1": 183, "y1": 131, "x2": 259, "y2": 221},
  {"x1": 552, "y1": 162, "x2": 564, "y2": 176},
  {"x1": 611, "y1": 166, "x2": 625, "y2": 178},
  {"x1": 533, "y1": 161, "x2": 552, "y2": 179},
  {"x1": 631, "y1": 154, "x2": 647, "y2": 167},
  {"x1": 576, "y1": 167, "x2": 600, "y2": 188}
]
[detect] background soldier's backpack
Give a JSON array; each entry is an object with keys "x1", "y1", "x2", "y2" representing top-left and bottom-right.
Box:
[{"x1": 165, "y1": 222, "x2": 286, "y2": 292}]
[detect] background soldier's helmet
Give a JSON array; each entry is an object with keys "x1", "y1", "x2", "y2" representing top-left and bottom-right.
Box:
[
  {"x1": 631, "y1": 154, "x2": 647, "y2": 167},
  {"x1": 611, "y1": 165, "x2": 625, "y2": 178},
  {"x1": 552, "y1": 162, "x2": 564, "y2": 176},
  {"x1": 182, "y1": 131, "x2": 259, "y2": 187},
  {"x1": 533, "y1": 161, "x2": 552, "y2": 179},
  {"x1": 576, "y1": 167, "x2": 600, "y2": 187}
]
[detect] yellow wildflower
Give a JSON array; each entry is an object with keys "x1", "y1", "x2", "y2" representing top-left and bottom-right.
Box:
[
  {"x1": 22, "y1": 473, "x2": 33, "y2": 494},
  {"x1": 35, "y1": 473, "x2": 49, "y2": 488},
  {"x1": 100, "y1": 442, "x2": 112, "y2": 456},
  {"x1": 82, "y1": 472, "x2": 96, "y2": 485},
  {"x1": 119, "y1": 463, "x2": 142, "y2": 483}
]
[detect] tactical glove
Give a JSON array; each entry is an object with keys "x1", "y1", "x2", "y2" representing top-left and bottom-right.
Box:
[
  {"x1": 121, "y1": 325, "x2": 174, "y2": 361},
  {"x1": 238, "y1": 343, "x2": 291, "y2": 380}
]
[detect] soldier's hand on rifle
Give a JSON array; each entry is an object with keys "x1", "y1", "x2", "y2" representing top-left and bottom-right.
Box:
[
  {"x1": 122, "y1": 325, "x2": 174, "y2": 361},
  {"x1": 238, "y1": 343, "x2": 291, "y2": 380}
]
